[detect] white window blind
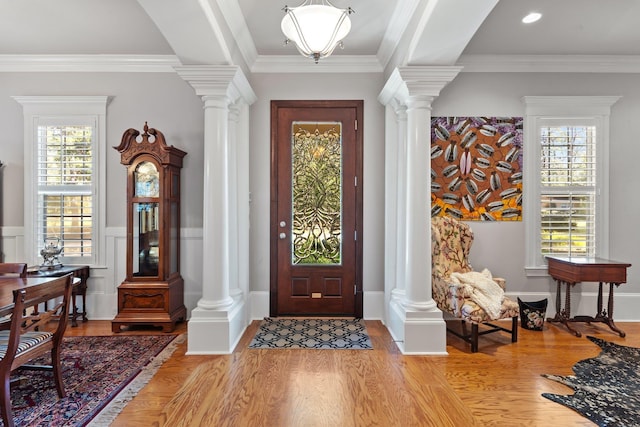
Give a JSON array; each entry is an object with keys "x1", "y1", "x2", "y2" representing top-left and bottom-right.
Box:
[
  {"x1": 539, "y1": 125, "x2": 596, "y2": 257},
  {"x1": 36, "y1": 122, "x2": 94, "y2": 261}
]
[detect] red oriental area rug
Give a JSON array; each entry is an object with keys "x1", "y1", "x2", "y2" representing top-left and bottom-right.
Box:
[{"x1": 2, "y1": 334, "x2": 182, "y2": 427}]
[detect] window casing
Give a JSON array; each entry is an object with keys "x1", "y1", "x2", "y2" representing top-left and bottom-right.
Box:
[
  {"x1": 522, "y1": 96, "x2": 619, "y2": 276},
  {"x1": 14, "y1": 96, "x2": 108, "y2": 267}
]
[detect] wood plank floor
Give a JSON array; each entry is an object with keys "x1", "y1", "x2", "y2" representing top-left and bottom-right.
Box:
[{"x1": 65, "y1": 319, "x2": 640, "y2": 426}]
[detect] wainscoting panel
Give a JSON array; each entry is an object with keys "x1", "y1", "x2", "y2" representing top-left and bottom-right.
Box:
[{"x1": 0, "y1": 226, "x2": 204, "y2": 321}]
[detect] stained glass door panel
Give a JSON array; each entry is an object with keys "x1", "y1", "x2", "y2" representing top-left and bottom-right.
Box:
[{"x1": 291, "y1": 122, "x2": 342, "y2": 265}]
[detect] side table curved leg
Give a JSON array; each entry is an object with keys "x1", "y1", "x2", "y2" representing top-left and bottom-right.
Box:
[
  {"x1": 605, "y1": 282, "x2": 625, "y2": 337},
  {"x1": 547, "y1": 280, "x2": 582, "y2": 337}
]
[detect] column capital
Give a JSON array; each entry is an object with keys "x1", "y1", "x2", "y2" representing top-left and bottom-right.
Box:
[
  {"x1": 378, "y1": 65, "x2": 462, "y2": 107},
  {"x1": 228, "y1": 103, "x2": 241, "y2": 122},
  {"x1": 175, "y1": 65, "x2": 257, "y2": 106},
  {"x1": 388, "y1": 98, "x2": 408, "y2": 119}
]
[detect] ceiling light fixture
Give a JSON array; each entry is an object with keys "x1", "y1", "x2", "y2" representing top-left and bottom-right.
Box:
[
  {"x1": 281, "y1": 0, "x2": 354, "y2": 64},
  {"x1": 522, "y1": 12, "x2": 542, "y2": 24}
]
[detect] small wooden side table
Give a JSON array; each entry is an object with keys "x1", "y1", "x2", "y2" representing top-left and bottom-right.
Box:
[
  {"x1": 27, "y1": 265, "x2": 90, "y2": 327},
  {"x1": 546, "y1": 256, "x2": 631, "y2": 337}
]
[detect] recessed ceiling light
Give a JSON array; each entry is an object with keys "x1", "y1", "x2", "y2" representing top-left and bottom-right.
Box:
[{"x1": 522, "y1": 12, "x2": 542, "y2": 24}]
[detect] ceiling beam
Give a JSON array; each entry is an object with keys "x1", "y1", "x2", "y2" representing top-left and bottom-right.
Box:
[
  {"x1": 136, "y1": 0, "x2": 232, "y2": 65},
  {"x1": 407, "y1": 0, "x2": 499, "y2": 65}
]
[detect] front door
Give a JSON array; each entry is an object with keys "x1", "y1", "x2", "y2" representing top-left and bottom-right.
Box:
[{"x1": 270, "y1": 100, "x2": 363, "y2": 317}]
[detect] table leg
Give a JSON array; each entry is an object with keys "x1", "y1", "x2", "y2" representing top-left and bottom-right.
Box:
[
  {"x1": 548, "y1": 280, "x2": 581, "y2": 337},
  {"x1": 81, "y1": 289, "x2": 88, "y2": 322},
  {"x1": 604, "y1": 282, "x2": 625, "y2": 337},
  {"x1": 548, "y1": 279, "x2": 562, "y2": 322},
  {"x1": 596, "y1": 282, "x2": 604, "y2": 318},
  {"x1": 71, "y1": 292, "x2": 79, "y2": 327},
  {"x1": 563, "y1": 282, "x2": 581, "y2": 337}
]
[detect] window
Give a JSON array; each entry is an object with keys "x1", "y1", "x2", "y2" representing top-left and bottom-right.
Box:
[
  {"x1": 522, "y1": 96, "x2": 619, "y2": 276},
  {"x1": 13, "y1": 96, "x2": 109, "y2": 267},
  {"x1": 540, "y1": 122, "x2": 596, "y2": 258},
  {"x1": 37, "y1": 121, "x2": 94, "y2": 260}
]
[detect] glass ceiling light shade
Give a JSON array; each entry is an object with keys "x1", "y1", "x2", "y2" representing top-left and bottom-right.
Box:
[{"x1": 282, "y1": 1, "x2": 354, "y2": 63}]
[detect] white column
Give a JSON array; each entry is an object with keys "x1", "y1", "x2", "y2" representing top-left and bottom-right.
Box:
[
  {"x1": 176, "y1": 66, "x2": 256, "y2": 354},
  {"x1": 403, "y1": 95, "x2": 435, "y2": 310},
  {"x1": 379, "y1": 66, "x2": 461, "y2": 354},
  {"x1": 200, "y1": 95, "x2": 233, "y2": 309},
  {"x1": 394, "y1": 104, "x2": 408, "y2": 296},
  {"x1": 236, "y1": 103, "x2": 251, "y2": 298},
  {"x1": 227, "y1": 104, "x2": 242, "y2": 300}
]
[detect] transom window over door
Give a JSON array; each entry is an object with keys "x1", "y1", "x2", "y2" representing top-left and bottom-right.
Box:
[
  {"x1": 13, "y1": 96, "x2": 109, "y2": 267},
  {"x1": 522, "y1": 96, "x2": 620, "y2": 276}
]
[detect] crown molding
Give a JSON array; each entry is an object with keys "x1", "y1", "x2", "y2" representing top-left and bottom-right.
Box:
[
  {"x1": 379, "y1": 66, "x2": 462, "y2": 105},
  {"x1": 0, "y1": 55, "x2": 181, "y2": 72},
  {"x1": 4, "y1": 53, "x2": 639, "y2": 75},
  {"x1": 251, "y1": 54, "x2": 383, "y2": 73},
  {"x1": 175, "y1": 65, "x2": 256, "y2": 105},
  {"x1": 458, "y1": 54, "x2": 640, "y2": 73}
]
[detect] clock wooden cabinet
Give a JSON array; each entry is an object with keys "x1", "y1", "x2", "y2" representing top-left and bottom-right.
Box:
[{"x1": 112, "y1": 123, "x2": 187, "y2": 332}]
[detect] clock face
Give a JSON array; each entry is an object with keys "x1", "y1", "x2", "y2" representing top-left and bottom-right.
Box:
[{"x1": 134, "y1": 161, "x2": 160, "y2": 198}]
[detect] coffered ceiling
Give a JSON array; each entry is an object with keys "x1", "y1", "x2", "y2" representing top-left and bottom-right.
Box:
[{"x1": 1, "y1": 0, "x2": 639, "y2": 73}]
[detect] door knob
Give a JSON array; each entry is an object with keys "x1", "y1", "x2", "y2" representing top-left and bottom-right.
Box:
[{"x1": 279, "y1": 232, "x2": 286, "y2": 239}]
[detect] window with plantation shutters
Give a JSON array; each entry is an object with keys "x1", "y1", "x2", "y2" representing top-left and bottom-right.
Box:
[
  {"x1": 37, "y1": 122, "x2": 94, "y2": 260},
  {"x1": 522, "y1": 96, "x2": 619, "y2": 276},
  {"x1": 540, "y1": 125, "x2": 596, "y2": 258},
  {"x1": 13, "y1": 95, "x2": 108, "y2": 267}
]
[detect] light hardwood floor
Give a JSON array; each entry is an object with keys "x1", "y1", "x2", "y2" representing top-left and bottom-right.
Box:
[{"x1": 65, "y1": 319, "x2": 640, "y2": 426}]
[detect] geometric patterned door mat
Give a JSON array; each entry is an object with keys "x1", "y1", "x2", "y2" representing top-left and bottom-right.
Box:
[{"x1": 248, "y1": 317, "x2": 373, "y2": 349}]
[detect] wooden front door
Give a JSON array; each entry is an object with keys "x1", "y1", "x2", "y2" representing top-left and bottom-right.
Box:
[{"x1": 270, "y1": 100, "x2": 363, "y2": 317}]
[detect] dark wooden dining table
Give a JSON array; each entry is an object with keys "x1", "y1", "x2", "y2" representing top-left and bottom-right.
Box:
[{"x1": 0, "y1": 276, "x2": 79, "y2": 319}]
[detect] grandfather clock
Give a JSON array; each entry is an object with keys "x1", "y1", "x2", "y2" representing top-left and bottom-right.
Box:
[{"x1": 112, "y1": 123, "x2": 187, "y2": 332}]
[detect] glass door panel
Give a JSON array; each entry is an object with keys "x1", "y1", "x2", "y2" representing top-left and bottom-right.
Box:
[{"x1": 133, "y1": 202, "x2": 159, "y2": 276}]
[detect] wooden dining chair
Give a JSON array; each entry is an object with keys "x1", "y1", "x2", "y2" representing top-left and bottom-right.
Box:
[
  {"x1": 0, "y1": 264, "x2": 27, "y2": 278},
  {"x1": 0, "y1": 273, "x2": 73, "y2": 427}
]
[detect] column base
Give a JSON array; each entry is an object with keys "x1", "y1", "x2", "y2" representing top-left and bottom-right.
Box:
[
  {"x1": 386, "y1": 297, "x2": 447, "y2": 355},
  {"x1": 186, "y1": 298, "x2": 246, "y2": 354}
]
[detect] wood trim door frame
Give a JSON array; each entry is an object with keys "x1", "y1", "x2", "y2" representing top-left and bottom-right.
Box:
[{"x1": 270, "y1": 100, "x2": 364, "y2": 318}]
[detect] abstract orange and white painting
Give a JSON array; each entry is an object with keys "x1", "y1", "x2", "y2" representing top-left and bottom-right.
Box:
[{"x1": 431, "y1": 117, "x2": 523, "y2": 221}]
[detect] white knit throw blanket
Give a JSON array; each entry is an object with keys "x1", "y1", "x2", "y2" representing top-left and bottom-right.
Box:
[{"x1": 449, "y1": 268, "x2": 504, "y2": 320}]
